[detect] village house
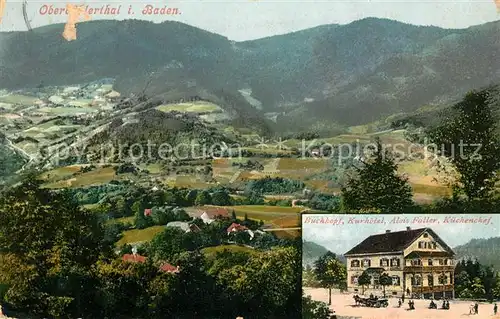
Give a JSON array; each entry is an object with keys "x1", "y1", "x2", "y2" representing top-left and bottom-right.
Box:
[
  {"x1": 122, "y1": 254, "x2": 180, "y2": 274},
  {"x1": 227, "y1": 223, "x2": 254, "y2": 240},
  {"x1": 345, "y1": 227, "x2": 455, "y2": 299},
  {"x1": 166, "y1": 221, "x2": 201, "y2": 233},
  {"x1": 194, "y1": 207, "x2": 230, "y2": 221}
]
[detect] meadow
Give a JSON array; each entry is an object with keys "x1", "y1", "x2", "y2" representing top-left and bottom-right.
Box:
[{"x1": 156, "y1": 101, "x2": 223, "y2": 113}]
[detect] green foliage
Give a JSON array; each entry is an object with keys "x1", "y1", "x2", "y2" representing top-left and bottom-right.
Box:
[
  {"x1": 455, "y1": 258, "x2": 499, "y2": 301},
  {"x1": 0, "y1": 143, "x2": 25, "y2": 178},
  {"x1": 427, "y1": 88, "x2": 500, "y2": 200},
  {"x1": 245, "y1": 176, "x2": 305, "y2": 195},
  {"x1": 151, "y1": 206, "x2": 191, "y2": 225},
  {"x1": 232, "y1": 231, "x2": 251, "y2": 245},
  {"x1": 195, "y1": 190, "x2": 212, "y2": 206},
  {"x1": 324, "y1": 258, "x2": 347, "y2": 290},
  {"x1": 379, "y1": 273, "x2": 392, "y2": 297},
  {"x1": 358, "y1": 270, "x2": 372, "y2": 295},
  {"x1": 341, "y1": 138, "x2": 415, "y2": 213},
  {"x1": 302, "y1": 293, "x2": 333, "y2": 319},
  {"x1": 305, "y1": 192, "x2": 341, "y2": 212},
  {"x1": 0, "y1": 176, "x2": 109, "y2": 317},
  {"x1": 211, "y1": 189, "x2": 232, "y2": 206}
]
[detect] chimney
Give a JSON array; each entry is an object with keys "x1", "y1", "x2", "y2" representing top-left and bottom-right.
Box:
[
  {"x1": 386, "y1": 230, "x2": 391, "y2": 233},
  {"x1": 406, "y1": 226, "x2": 411, "y2": 231}
]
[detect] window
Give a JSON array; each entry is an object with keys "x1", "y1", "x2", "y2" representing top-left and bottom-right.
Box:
[
  {"x1": 428, "y1": 259, "x2": 433, "y2": 266},
  {"x1": 444, "y1": 259, "x2": 448, "y2": 265},
  {"x1": 351, "y1": 276, "x2": 358, "y2": 284},
  {"x1": 428, "y1": 275, "x2": 434, "y2": 286},
  {"x1": 423, "y1": 233, "x2": 428, "y2": 238},
  {"x1": 373, "y1": 274, "x2": 380, "y2": 286},
  {"x1": 439, "y1": 274, "x2": 448, "y2": 285},
  {"x1": 438, "y1": 259, "x2": 444, "y2": 266},
  {"x1": 351, "y1": 260, "x2": 360, "y2": 268},
  {"x1": 411, "y1": 275, "x2": 422, "y2": 286},
  {"x1": 380, "y1": 258, "x2": 389, "y2": 267},
  {"x1": 390, "y1": 258, "x2": 400, "y2": 267},
  {"x1": 362, "y1": 259, "x2": 371, "y2": 267},
  {"x1": 392, "y1": 276, "x2": 400, "y2": 286},
  {"x1": 411, "y1": 259, "x2": 422, "y2": 266},
  {"x1": 418, "y1": 242, "x2": 423, "y2": 249},
  {"x1": 432, "y1": 242, "x2": 437, "y2": 249}
]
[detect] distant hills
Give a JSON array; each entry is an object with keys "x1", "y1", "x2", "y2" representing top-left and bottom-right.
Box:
[
  {"x1": 302, "y1": 240, "x2": 330, "y2": 267},
  {"x1": 303, "y1": 237, "x2": 500, "y2": 272},
  {"x1": 453, "y1": 237, "x2": 500, "y2": 272},
  {"x1": 302, "y1": 240, "x2": 346, "y2": 267},
  {"x1": 1, "y1": 18, "x2": 499, "y2": 134}
]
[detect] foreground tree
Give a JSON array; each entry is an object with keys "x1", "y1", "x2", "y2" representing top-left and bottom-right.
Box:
[
  {"x1": 427, "y1": 88, "x2": 500, "y2": 200},
  {"x1": 379, "y1": 273, "x2": 392, "y2": 298},
  {"x1": 302, "y1": 293, "x2": 333, "y2": 319},
  {"x1": 341, "y1": 138, "x2": 415, "y2": 213},
  {"x1": 358, "y1": 271, "x2": 371, "y2": 295},
  {"x1": 323, "y1": 258, "x2": 347, "y2": 305},
  {"x1": 217, "y1": 246, "x2": 299, "y2": 317},
  {"x1": 0, "y1": 176, "x2": 108, "y2": 317},
  {"x1": 314, "y1": 252, "x2": 343, "y2": 305}
]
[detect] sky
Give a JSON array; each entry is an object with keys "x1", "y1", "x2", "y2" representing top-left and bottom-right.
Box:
[
  {"x1": 0, "y1": 0, "x2": 499, "y2": 40},
  {"x1": 302, "y1": 214, "x2": 500, "y2": 255}
]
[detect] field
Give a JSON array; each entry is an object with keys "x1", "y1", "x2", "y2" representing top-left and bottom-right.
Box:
[
  {"x1": 139, "y1": 163, "x2": 163, "y2": 174},
  {"x1": 116, "y1": 225, "x2": 166, "y2": 246},
  {"x1": 40, "y1": 165, "x2": 82, "y2": 180},
  {"x1": 110, "y1": 216, "x2": 135, "y2": 225},
  {"x1": 201, "y1": 244, "x2": 257, "y2": 258},
  {"x1": 38, "y1": 107, "x2": 97, "y2": 115},
  {"x1": 156, "y1": 101, "x2": 223, "y2": 113},
  {"x1": 167, "y1": 175, "x2": 213, "y2": 189},
  {"x1": 0, "y1": 94, "x2": 38, "y2": 105},
  {"x1": 43, "y1": 166, "x2": 118, "y2": 188},
  {"x1": 216, "y1": 205, "x2": 303, "y2": 235}
]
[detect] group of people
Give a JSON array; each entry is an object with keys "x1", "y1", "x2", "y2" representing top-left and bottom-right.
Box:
[
  {"x1": 469, "y1": 302, "x2": 498, "y2": 315},
  {"x1": 358, "y1": 293, "x2": 498, "y2": 316},
  {"x1": 398, "y1": 296, "x2": 451, "y2": 310},
  {"x1": 426, "y1": 299, "x2": 447, "y2": 310}
]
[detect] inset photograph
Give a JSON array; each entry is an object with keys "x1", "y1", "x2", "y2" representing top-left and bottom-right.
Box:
[{"x1": 302, "y1": 213, "x2": 500, "y2": 319}]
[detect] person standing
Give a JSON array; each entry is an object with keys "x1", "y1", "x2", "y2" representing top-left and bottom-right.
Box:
[
  {"x1": 474, "y1": 302, "x2": 478, "y2": 315},
  {"x1": 401, "y1": 294, "x2": 405, "y2": 303},
  {"x1": 494, "y1": 303, "x2": 497, "y2": 315}
]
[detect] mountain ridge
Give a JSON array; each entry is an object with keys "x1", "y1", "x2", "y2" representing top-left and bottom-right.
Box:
[{"x1": 1, "y1": 18, "x2": 499, "y2": 134}]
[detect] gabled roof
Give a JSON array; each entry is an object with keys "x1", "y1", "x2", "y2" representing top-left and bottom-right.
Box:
[
  {"x1": 200, "y1": 212, "x2": 214, "y2": 224},
  {"x1": 344, "y1": 228, "x2": 455, "y2": 256},
  {"x1": 227, "y1": 223, "x2": 248, "y2": 233},
  {"x1": 199, "y1": 206, "x2": 229, "y2": 218},
  {"x1": 122, "y1": 253, "x2": 147, "y2": 263},
  {"x1": 159, "y1": 262, "x2": 180, "y2": 273}
]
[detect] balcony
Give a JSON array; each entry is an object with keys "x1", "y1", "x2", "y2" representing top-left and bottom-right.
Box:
[{"x1": 404, "y1": 266, "x2": 455, "y2": 273}]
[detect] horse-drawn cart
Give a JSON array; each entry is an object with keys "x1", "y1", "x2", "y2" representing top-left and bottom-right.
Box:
[{"x1": 353, "y1": 295, "x2": 389, "y2": 308}]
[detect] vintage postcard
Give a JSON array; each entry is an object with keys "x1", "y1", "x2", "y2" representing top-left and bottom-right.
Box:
[
  {"x1": 0, "y1": 0, "x2": 499, "y2": 318},
  {"x1": 303, "y1": 213, "x2": 500, "y2": 319}
]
